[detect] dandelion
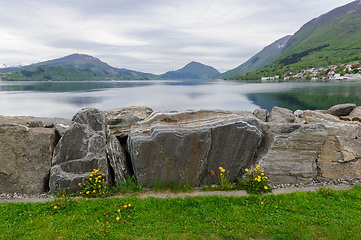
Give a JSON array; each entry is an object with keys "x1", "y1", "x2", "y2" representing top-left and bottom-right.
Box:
[
  {"x1": 195, "y1": 194, "x2": 197, "y2": 197},
  {"x1": 79, "y1": 192, "x2": 82, "y2": 194},
  {"x1": 89, "y1": 178, "x2": 92, "y2": 181},
  {"x1": 128, "y1": 204, "x2": 131, "y2": 207},
  {"x1": 116, "y1": 217, "x2": 120, "y2": 221},
  {"x1": 54, "y1": 206, "x2": 58, "y2": 209},
  {"x1": 86, "y1": 198, "x2": 88, "y2": 200},
  {"x1": 264, "y1": 186, "x2": 268, "y2": 190},
  {"x1": 124, "y1": 205, "x2": 128, "y2": 208},
  {"x1": 256, "y1": 165, "x2": 260, "y2": 169},
  {"x1": 78, "y1": 183, "x2": 81, "y2": 186},
  {"x1": 261, "y1": 202, "x2": 264, "y2": 205},
  {"x1": 90, "y1": 174, "x2": 93, "y2": 177},
  {"x1": 86, "y1": 191, "x2": 90, "y2": 194},
  {"x1": 117, "y1": 209, "x2": 121, "y2": 213},
  {"x1": 245, "y1": 168, "x2": 249, "y2": 172},
  {"x1": 97, "y1": 220, "x2": 99, "y2": 223}
]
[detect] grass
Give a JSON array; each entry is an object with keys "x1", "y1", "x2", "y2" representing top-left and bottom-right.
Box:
[{"x1": 1, "y1": 185, "x2": 361, "y2": 239}]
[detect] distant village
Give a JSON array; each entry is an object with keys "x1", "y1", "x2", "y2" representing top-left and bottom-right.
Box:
[{"x1": 261, "y1": 62, "x2": 361, "y2": 81}]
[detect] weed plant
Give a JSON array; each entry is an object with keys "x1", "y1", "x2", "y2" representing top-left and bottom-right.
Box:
[
  {"x1": 244, "y1": 165, "x2": 272, "y2": 194},
  {"x1": 78, "y1": 169, "x2": 108, "y2": 198}
]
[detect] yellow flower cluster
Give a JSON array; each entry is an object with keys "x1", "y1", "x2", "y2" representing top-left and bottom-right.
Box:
[{"x1": 78, "y1": 169, "x2": 108, "y2": 198}]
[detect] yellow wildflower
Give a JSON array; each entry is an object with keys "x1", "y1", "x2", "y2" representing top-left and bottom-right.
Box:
[
  {"x1": 264, "y1": 186, "x2": 268, "y2": 190},
  {"x1": 89, "y1": 178, "x2": 92, "y2": 181},
  {"x1": 117, "y1": 209, "x2": 121, "y2": 212},
  {"x1": 128, "y1": 204, "x2": 131, "y2": 207},
  {"x1": 116, "y1": 217, "x2": 120, "y2": 221},
  {"x1": 54, "y1": 206, "x2": 58, "y2": 209},
  {"x1": 93, "y1": 190, "x2": 96, "y2": 193},
  {"x1": 99, "y1": 185, "x2": 101, "y2": 188},
  {"x1": 245, "y1": 168, "x2": 249, "y2": 172},
  {"x1": 261, "y1": 173, "x2": 264, "y2": 176},
  {"x1": 78, "y1": 183, "x2": 81, "y2": 186},
  {"x1": 261, "y1": 202, "x2": 264, "y2": 205},
  {"x1": 86, "y1": 191, "x2": 90, "y2": 194},
  {"x1": 90, "y1": 174, "x2": 93, "y2": 177},
  {"x1": 86, "y1": 198, "x2": 88, "y2": 200},
  {"x1": 256, "y1": 165, "x2": 260, "y2": 170},
  {"x1": 96, "y1": 220, "x2": 99, "y2": 223},
  {"x1": 124, "y1": 205, "x2": 128, "y2": 208},
  {"x1": 79, "y1": 192, "x2": 82, "y2": 194}
]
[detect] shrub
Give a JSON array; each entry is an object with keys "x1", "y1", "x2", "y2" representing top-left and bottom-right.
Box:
[
  {"x1": 78, "y1": 169, "x2": 109, "y2": 198},
  {"x1": 244, "y1": 165, "x2": 272, "y2": 194}
]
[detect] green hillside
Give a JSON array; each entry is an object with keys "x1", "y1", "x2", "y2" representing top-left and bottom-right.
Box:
[
  {"x1": 230, "y1": 0, "x2": 361, "y2": 80},
  {"x1": 160, "y1": 61, "x2": 220, "y2": 79},
  {"x1": 1, "y1": 54, "x2": 157, "y2": 80},
  {"x1": 218, "y1": 35, "x2": 292, "y2": 79},
  {"x1": 2, "y1": 65, "x2": 148, "y2": 81}
]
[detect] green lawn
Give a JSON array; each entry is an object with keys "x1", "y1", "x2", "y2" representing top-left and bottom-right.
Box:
[{"x1": 1, "y1": 185, "x2": 361, "y2": 239}]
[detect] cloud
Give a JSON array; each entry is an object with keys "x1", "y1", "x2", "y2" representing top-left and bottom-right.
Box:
[{"x1": 0, "y1": 0, "x2": 355, "y2": 73}]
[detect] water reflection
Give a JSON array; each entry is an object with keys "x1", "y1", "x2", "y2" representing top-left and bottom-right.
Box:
[
  {"x1": 1, "y1": 80, "x2": 361, "y2": 118},
  {"x1": 247, "y1": 82, "x2": 361, "y2": 112}
]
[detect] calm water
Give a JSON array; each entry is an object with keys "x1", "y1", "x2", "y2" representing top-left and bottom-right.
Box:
[{"x1": 1, "y1": 80, "x2": 361, "y2": 119}]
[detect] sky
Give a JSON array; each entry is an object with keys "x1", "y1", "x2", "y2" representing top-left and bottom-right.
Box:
[{"x1": 0, "y1": 0, "x2": 355, "y2": 74}]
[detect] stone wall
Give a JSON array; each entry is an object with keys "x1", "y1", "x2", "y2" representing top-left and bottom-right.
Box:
[{"x1": 1, "y1": 103, "x2": 360, "y2": 193}]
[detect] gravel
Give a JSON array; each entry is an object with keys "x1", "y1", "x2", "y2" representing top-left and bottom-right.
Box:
[
  {"x1": 270, "y1": 178, "x2": 361, "y2": 189},
  {"x1": 1, "y1": 178, "x2": 360, "y2": 202}
]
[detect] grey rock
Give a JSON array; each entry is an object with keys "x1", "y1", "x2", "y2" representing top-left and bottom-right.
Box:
[
  {"x1": 327, "y1": 103, "x2": 356, "y2": 116},
  {"x1": 300, "y1": 110, "x2": 341, "y2": 124},
  {"x1": 55, "y1": 123, "x2": 69, "y2": 137},
  {"x1": 107, "y1": 135, "x2": 131, "y2": 184},
  {"x1": 349, "y1": 106, "x2": 361, "y2": 118},
  {"x1": 104, "y1": 106, "x2": 153, "y2": 137},
  {"x1": 294, "y1": 110, "x2": 304, "y2": 118},
  {"x1": 340, "y1": 106, "x2": 361, "y2": 121},
  {"x1": 316, "y1": 119, "x2": 361, "y2": 179},
  {"x1": 292, "y1": 109, "x2": 361, "y2": 179},
  {"x1": 50, "y1": 108, "x2": 111, "y2": 193},
  {"x1": 0, "y1": 120, "x2": 56, "y2": 194},
  {"x1": 252, "y1": 109, "x2": 268, "y2": 122},
  {"x1": 267, "y1": 106, "x2": 295, "y2": 123},
  {"x1": 128, "y1": 110, "x2": 262, "y2": 187},
  {"x1": 254, "y1": 123, "x2": 328, "y2": 184}
]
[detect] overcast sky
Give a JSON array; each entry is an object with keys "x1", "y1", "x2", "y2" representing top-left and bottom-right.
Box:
[{"x1": 0, "y1": 0, "x2": 355, "y2": 74}]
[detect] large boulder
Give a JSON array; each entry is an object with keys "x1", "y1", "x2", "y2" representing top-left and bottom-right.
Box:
[
  {"x1": 104, "y1": 106, "x2": 153, "y2": 137},
  {"x1": 50, "y1": 108, "x2": 111, "y2": 193},
  {"x1": 0, "y1": 117, "x2": 56, "y2": 194},
  {"x1": 267, "y1": 106, "x2": 295, "y2": 124},
  {"x1": 254, "y1": 123, "x2": 328, "y2": 184},
  {"x1": 127, "y1": 110, "x2": 262, "y2": 187},
  {"x1": 298, "y1": 110, "x2": 361, "y2": 179},
  {"x1": 326, "y1": 103, "x2": 356, "y2": 116}
]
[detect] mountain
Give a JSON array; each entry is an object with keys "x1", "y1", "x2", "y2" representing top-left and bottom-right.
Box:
[
  {"x1": 218, "y1": 35, "x2": 292, "y2": 79},
  {"x1": 160, "y1": 61, "x2": 220, "y2": 79},
  {"x1": 0, "y1": 53, "x2": 157, "y2": 80},
  {"x1": 1, "y1": 54, "x2": 220, "y2": 80},
  {"x1": 236, "y1": 0, "x2": 361, "y2": 79}
]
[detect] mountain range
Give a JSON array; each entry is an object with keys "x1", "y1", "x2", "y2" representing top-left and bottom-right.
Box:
[
  {"x1": 2, "y1": 1, "x2": 361, "y2": 81},
  {"x1": 230, "y1": 0, "x2": 361, "y2": 79},
  {"x1": 0, "y1": 54, "x2": 220, "y2": 81}
]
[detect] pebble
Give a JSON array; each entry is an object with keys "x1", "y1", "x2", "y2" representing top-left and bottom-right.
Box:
[{"x1": 1, "y1": 178, "x2": 360, "y2": 200}]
